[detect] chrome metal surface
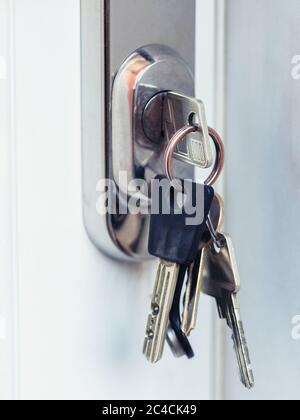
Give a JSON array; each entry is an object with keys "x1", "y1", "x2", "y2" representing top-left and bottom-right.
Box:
[
  {"x1": 81, "y1": 0, "x2": 196, "y2": 260},
  {"x1": 112, "y1": 45, "x2": 195, "y2": 197}
]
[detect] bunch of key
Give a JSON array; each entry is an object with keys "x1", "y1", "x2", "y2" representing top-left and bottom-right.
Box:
[{"x1": 142, "y1": 174, "x2": 255, "y2": 389}]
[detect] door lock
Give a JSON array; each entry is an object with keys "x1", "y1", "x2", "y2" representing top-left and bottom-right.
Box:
[{"x1": 81, "y1": 0, "x2": 212, "y2": 261}]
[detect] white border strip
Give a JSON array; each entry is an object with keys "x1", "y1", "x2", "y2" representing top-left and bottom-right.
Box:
[
  {"x1": 196, "y1": 0, "x2": 227, "y2": 400},
  {"x1": 213, "y1": 0, "x2": 227, "y2": 401},
  {"x1": 8, "y1": 0, "x2": 20, "y2": 400},
  {"x1": 196, "y1": 0, "x2": 227, "y2": 401}
]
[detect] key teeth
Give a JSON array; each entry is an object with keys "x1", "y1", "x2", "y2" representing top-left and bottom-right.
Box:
[
  {"x1": 248, "y1": 371, "x2": 255, "y2": 389},
  {"x1": 143, "y1": 313, "x2": 160, "y2": 364},
  {"x1": 224, "y1": 293, "x2": 255, "y2": 390},
  {"x1": 143, "y1": 261, "x2": 179, "y2": 364},
  {"x1": 230, "y1": 333, "x2": 255, "y2": 390}
]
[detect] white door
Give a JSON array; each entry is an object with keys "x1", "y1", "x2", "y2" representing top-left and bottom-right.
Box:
[
  {"x1": 1, "y1": 0, "x2": 299, "y2": 401},
  {"x1": 0, "y1": 0, "x2": 218, "y2": 400},
  {"x1": 224, "y1": 0, "x2": 300, "y2": 401}
]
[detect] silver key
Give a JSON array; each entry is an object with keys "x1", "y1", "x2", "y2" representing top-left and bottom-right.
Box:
[
  {"x1": 181, "y1": 193, "x2": 225, "y2": 336},
  {"x1": 166, "y1": 326, "x2": 187, "y2": 358},
  {"x1": 143, "y1": 260, "x2": 179, "y2": 363},
  {"x1": 218, "y1": 291, "x2": 254, "y2": 389},
  {"x1": 181, "y1": 250, "x2": 205, "y2": 336},
  {"x1": 163, "y1": 92, "x2": 213, "y2": 169},
  {"x1": 201, "y1": 233, "x2": 255, "y2": 389}
]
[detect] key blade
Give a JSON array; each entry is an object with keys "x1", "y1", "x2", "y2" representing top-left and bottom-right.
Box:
[
  {"x1": 215, "y1": 297, "x2": 227, "y2": 320},
  {"x1": 181, "y1": 194, "x2": 225, "y2": 335},
  {"x1": 225, "y1": 292, "x2": 255, "y2": 389},
  {"x1": 166, "y1": 326, "x2": 186, "y2": 358},
  {"x1": 202, "y1": 233, "x2": 241, "y2": 296},
  {"x1": 143, "y1": 260, "x2": 179, "y2": 363},
  {"x1": 210, "y1": 193, "x2": 225, "y2": 233},
  {"x1": 181, "y1": 253, "x2": 204, "y2": 336}
]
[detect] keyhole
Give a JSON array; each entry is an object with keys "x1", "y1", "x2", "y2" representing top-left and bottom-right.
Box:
[{"x1": 188, "y1": 112, "x2": 200, "y2": 128}]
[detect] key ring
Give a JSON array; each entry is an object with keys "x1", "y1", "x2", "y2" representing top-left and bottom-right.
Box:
[{"x1": 164, "y1": 125, "x2": 225, "y2": 191}]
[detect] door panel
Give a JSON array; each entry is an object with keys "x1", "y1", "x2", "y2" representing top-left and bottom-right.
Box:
[
  {"x1": 0, "y1": 0, "x2": 216, "y2": 400},
  {"x1": 225, "y1": 0, "x2": 300, "y2": 400},
  {"x1": 0, "y1": 0, "x2": 17, "y2": 400}
]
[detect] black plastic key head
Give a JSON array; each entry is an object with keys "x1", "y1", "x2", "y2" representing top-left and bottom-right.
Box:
[{"x1": 148, "y1": 176, "x2": 214, "y2": 265}]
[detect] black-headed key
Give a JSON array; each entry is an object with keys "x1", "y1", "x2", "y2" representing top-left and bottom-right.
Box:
[
  {"x1": 167, "y1": 263, "x2": 196, "y2": 359},
  {"x1": 143, "y1": 176, "x2": 214, "y2": 363}
]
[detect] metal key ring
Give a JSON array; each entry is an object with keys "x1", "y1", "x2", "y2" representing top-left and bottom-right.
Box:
[{"x1": 164, "y1": 125, "x2": 225, "y2": 191}]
